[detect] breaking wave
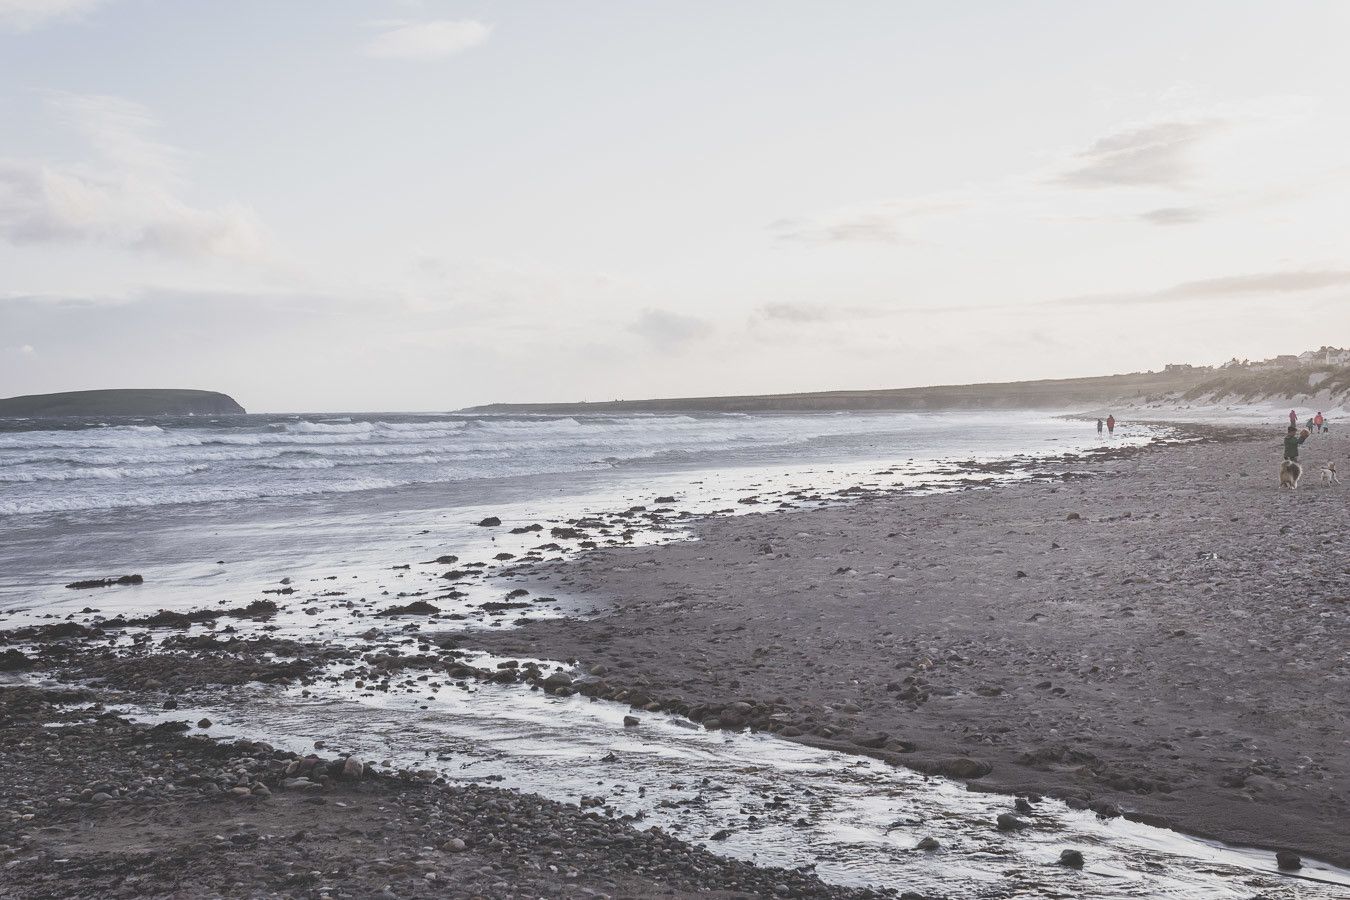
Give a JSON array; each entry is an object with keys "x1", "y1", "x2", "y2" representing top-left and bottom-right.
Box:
[{"x1": 0, "y1": 410, "x2": 1035, "y2": 517}]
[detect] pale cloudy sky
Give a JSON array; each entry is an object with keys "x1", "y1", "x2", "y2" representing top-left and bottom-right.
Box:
[{"x1": 2, "y1": 1, "x2": 1348, "y2": 411}]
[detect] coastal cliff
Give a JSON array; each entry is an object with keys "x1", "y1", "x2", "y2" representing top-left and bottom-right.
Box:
[{"x1": 0, "y1": 389, "x2": 245, "y2": 417}]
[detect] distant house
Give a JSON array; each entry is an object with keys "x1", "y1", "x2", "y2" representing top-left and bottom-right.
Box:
[
  {"x1": 1273, "y1": 355, "x2": 1302, "y2": 369},
  {"x1": 1324, "y1": 348, "x2": 1350, "y2": 365},
  {"x1": 1164, "y1": 363, "x2": 1194, "y2": 373}
]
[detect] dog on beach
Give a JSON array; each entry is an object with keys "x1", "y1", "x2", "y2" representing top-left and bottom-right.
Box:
[
  {"x1": 1280, "y1": 459, "x2": 1302, "y2": 490},
  {"x1": 1320, "y1": 462, "x2": 1340, "y2": 486}
]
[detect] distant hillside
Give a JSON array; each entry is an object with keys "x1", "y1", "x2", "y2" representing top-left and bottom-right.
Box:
[
  {"x1": 464, "y1": 370, "x2": 1215, "y2": 415},
  {"x1": 1177, "y1": 365, "x2": 1350, "y2": 405},
  {"x1": 0, "y1": 389, "x2": 245, "y2": 417}
]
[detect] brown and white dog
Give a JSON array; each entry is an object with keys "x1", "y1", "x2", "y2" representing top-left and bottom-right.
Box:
[
  {"x1": 1280, "y1": 459, "x2": 1302, "y2": 489},
  {"x1": 1320, "y1": 462, "x2": 1340, "y2": 486}
]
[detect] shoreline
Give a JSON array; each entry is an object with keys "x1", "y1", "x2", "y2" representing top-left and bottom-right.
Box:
[
  {"x1": 462, "y1": 423, "x2": 1350, "y2": 868},
  {"x1": 4, "y1": 420, "x2": 1346, "y2": 896}
]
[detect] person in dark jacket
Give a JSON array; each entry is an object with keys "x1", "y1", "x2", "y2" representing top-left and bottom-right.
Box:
[{"x1": 1284, "y1": 425, "x2": 1307, "y2": 461}]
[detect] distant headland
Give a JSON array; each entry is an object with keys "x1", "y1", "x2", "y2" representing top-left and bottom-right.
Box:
[
  {"x1": 0, "y1": 389, "x2": 245, "y2": 417},
  {"x1": 464, "y1": 349, "x2": 1350, "y2": 415}
]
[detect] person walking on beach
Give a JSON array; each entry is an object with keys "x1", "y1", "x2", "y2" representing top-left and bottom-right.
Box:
[
  {"x1": 1285, "y1": 425, "x2": 1307, "y2": 461},
  {"x1": 1290, "y1": 409, "x2": 1298, "y2": 428},
  {"x1": 1315, "y1": 411, "x2": 1325, "y2": 432},
  {"x1": 1096, "y1": 418, "x2": 1104, "y2": 436},
  {"x1": 1106, "y1": 414, "x2": 1116, "y2": 436}
]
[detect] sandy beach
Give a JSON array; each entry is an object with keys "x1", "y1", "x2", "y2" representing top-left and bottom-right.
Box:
[{"x1": 467, "y1": 426, "x2": 1350, "y2": 868}]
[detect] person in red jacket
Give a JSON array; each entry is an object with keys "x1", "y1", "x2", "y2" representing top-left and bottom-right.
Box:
[
  {"x1": 1290, "y1": 409, "x2": 1298, "y2": 428},
  {"x1": 1106, "y1": 414, "x2": 1116, "y2": 436}
]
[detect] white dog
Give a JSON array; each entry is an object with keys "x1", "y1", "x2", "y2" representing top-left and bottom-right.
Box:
[{"x1": 1320, "y1": 462, "x2": 1340, "y2": 486}]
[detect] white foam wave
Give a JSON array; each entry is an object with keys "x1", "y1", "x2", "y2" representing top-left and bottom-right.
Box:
[
  {"x1": 0, "y1": 410, "x2": 1043, "y2": 518},
  {"x1": 256, "y1": 458, "x2": 337, "y2": 469},
  {"x1": 0, "y1": 463, "x2": 210, "y2": 483},
  {"x1": 0, "y1": 475, "x2": 407, "y2": 516},
  {"x1": 283, "y1": 421, "x2": 376, "y2": 434}
]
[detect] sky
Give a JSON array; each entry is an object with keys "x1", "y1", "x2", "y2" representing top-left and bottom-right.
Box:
[{"x1": 2, "y1": 0, "x2": 1349, "y2": 412}]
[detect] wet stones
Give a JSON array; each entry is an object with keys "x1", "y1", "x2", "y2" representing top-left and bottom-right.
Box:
[
  {"x1": 376, "y1": 601, "x2": 441, "y2": 617},
  {"x1": 717, "y1": 702, "x2": 755, "y2": 729},
  {"x1": 623, "y1": 715, "x2": 640, "y2": 728},
  {"x1": 542, "y1": 672, "x2": 573, "y2": 691},
  {"x1": 65, "y1": 574, "x2": 144, "y2": 590},
  {"x1": 1058, "y1": 849, "x2": 1085, "y2": 868},
  {"x1": 282, "y1": 777, "x2": 322, "y2": 792},
  {"x1": 926, "y1": 757, "x2": 993, "y2": 779},
  {"x1": 480, "y1": 601, "x2": 530, "y2": 616},
  {"x1": 0, "y1": 649, "x2": 34, "y2": 671},
  {"x1": 915, "y1": 837, "x2": 940, "y2": 851},
  {"x1": 476, "y1": 517, "x2": 501, "y2": 527},
  {"x1": 996, "y1": 813, "x2": 1029, "y2": 832},
  {"x1": 1276, "y1": 850, "x2": 1302, "y2": 870},
  {"x1": 1089, "y1": 799, "x2": 1122, "y2": 819},
  {"x1": 104, "y1": 599, "x2": 279, "y2": 628}
]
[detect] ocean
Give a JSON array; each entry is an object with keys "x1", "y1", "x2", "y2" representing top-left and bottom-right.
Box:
[{"x1": 0, "y1": 409, "x2": 1147, "y2": 622}]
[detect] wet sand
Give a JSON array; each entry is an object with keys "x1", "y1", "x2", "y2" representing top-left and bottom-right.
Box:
[
  {"x1": 468, "y1": 427, "x2": 1350, "y2": 867},
  {"x1": 0, "y1": 682, "x2": 880, "y2": 900}
]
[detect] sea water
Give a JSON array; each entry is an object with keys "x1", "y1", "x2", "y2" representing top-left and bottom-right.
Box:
[{"x1": 0, "y1": 409, "x2": 1147, "y2": 619}]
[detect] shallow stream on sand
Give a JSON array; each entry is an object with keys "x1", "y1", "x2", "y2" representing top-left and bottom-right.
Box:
[{"x1": 120, "y1": 659, "x2": 1350, "y2": 900}]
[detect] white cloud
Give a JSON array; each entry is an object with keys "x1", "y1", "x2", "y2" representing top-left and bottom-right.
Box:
[
  {"x1": 0, "y1": 93, "x2": 269, "y2": 262},
  {"x1": 1051, "y1": 268, "x2": 1350, "y2": 307},
  {"x1": 0, "y1": 0, "x2": 106, "y2": 32},
  {"x1": 364, "y1": 20, "x2": 492, "y2": 60},
  {"x1": 628, "y1": 308, "x2": 714, "y2": 351},
  {"x1": 1138, "y1": 206, "x2": 1207, "y2": 226},
  {"x1": 1052, "y1": 118, "x2": 1229, "y2": 189},
  {"x1": 769, "y1": 195, "x2": 969, "y2": 246},
  {"x1": 755, "y1": 301, "x2": 891, "y2": 323}
]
